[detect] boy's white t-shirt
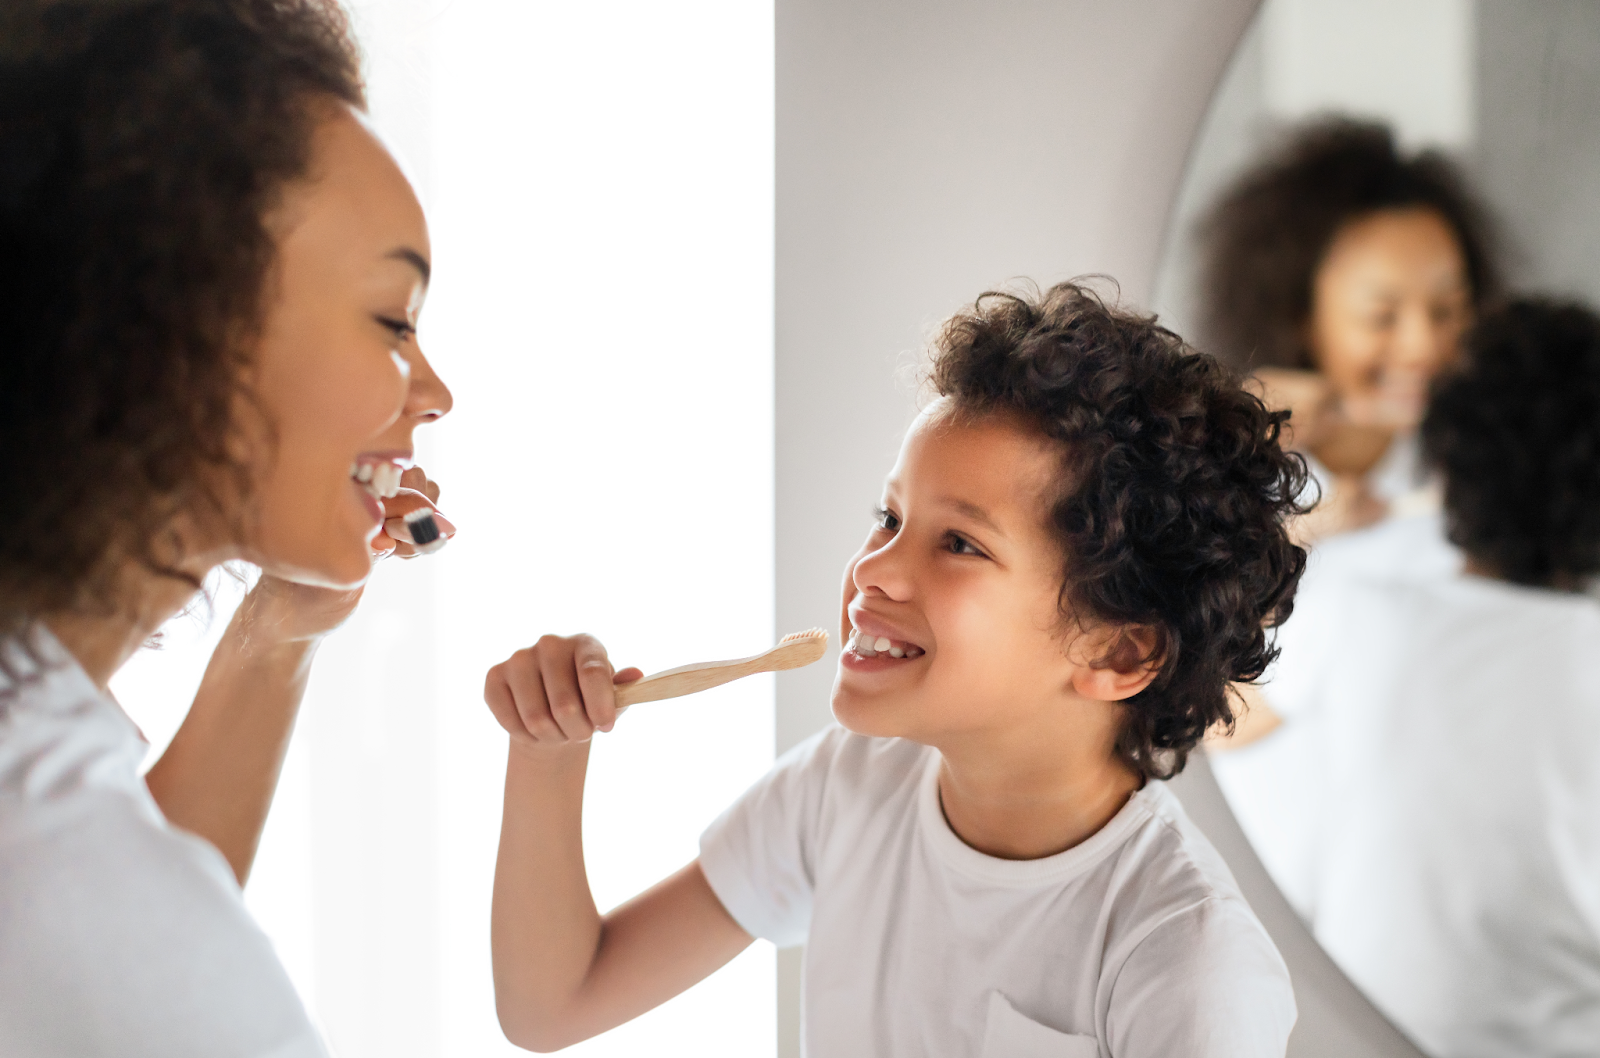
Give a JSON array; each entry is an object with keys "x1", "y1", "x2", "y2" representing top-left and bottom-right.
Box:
[
  {"x1": 0, "y1": 631, "x2": 328, "y2": 1058},
  {"x1": 699, "y1": 725, "x2": 1296, "y2": 1058}
]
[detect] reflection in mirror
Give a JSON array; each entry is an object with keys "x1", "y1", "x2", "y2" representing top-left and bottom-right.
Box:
[{"x1": 1155, "y1": 3, "x2": 1600, "y2": 1057}]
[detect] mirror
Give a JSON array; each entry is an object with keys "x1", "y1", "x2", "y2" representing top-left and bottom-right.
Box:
[{"x1": 1154, "y1": 2, "x2": 1600, "y2": 1056}]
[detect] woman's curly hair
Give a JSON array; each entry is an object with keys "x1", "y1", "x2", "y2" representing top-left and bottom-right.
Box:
[
  {"x1": 1422, "y1": 298, "x2": 1600, "y2": 589},
  {"x1": 1197, "y1": 117, "x2": 1500, "y2": 372},
  {"x1": 0, "y1": 0, "x2": 362, "y2": 641},
  {"x1": 929, "y1": 282, "x2": 1310, "y2": 779}
]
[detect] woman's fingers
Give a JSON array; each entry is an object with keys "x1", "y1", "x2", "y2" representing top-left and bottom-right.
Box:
[{"x1": 376, "y1": 470, "x2": 456, "y2": 558}]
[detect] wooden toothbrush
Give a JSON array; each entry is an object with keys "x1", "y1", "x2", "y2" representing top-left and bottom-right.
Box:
[{"x1": 614, "y1": 628, "x2": 830, "y2": 708}]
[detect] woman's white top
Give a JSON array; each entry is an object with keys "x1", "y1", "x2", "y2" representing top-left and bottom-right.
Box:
[
  {"x1": 1215, "y1": 513, "x2": 1600, "y2": 1057},
  {"x1": 699, "y1": 725, "x2": 1296, "y2": 1058},
  {"x1": 0, "y1": 630, "x2": 326, "y2": 1058}
]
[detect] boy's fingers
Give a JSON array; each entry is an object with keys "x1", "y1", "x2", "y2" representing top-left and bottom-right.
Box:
[
  {"x1": 507, "y1": 649, "x2": 566, "y2": 743},
  {"x1": 613, "y1": 667, "x2": 644, "y2": 684},
  {"x1": 483, "y1": 666, "x2": 520, "y2": 734},
  {"x1": 537, "y1": 638, "x2": 595, "y2": 742},
  {"x1": 484, "y1": 667, "x2": 540, "y2": 748},
  {"x1": 572, "y1": 636, "x2": 620, "y2": 733}
]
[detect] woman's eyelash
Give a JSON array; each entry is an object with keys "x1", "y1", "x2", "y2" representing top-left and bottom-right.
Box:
[
  {"x1": 375, "y1": 315, "x2": 415, "y2": 340},
  {"x1": 872, "y1": 506, "x2": 900, "y2": 531}
]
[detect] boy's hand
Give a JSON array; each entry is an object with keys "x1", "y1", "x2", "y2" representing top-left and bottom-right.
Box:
[{"x1": 485, "y1": 635, "x2": 645, "y2": 748}]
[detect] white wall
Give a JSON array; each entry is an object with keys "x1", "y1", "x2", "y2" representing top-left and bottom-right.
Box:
[{"x1": 772, "y1": 0, "x2": 1261, "y2": 1051}]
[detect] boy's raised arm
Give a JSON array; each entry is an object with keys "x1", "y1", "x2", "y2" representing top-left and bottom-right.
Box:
[{"x1": 486, "y1": 635, "x2": 754, "y2": 1052}]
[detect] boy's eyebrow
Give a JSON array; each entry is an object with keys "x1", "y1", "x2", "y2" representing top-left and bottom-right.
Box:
[{"x1": 942, "y1": 497, "x2": 1004, "y2": 535}]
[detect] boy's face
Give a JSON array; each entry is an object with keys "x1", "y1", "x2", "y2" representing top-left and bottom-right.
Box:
[{"x1": 832, "y1": 403, "x2": 1109, "y2": 744}]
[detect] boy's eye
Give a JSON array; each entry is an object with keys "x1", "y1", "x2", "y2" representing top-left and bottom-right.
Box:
[
  {"x1": 947, "y1": 533, "x2": 985, "y2": 558},
  {"x1": 872, "y1": 506, "x2": 900, "y2": 532}
]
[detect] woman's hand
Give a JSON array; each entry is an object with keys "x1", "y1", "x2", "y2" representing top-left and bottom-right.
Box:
[
  {"x1": 484, "y1": 634, "x2": 644, "y2": 750},
  {"x1": 373, "y1": 466, "x2": 457, "y2": 560},
  {"x1": 237, "y1": 465, "x2": 455, "y2": 649},
  {"x1": 1252, "y1": 367, "x2": 1341, "y2": 452}
]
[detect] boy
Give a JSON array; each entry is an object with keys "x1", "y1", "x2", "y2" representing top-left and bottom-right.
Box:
[{"x1": 485, "y1": 282, "x2": 1307, "y2": 1056}]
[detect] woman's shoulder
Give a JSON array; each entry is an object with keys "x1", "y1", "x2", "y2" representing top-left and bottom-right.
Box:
[{"x1": 0, "y1": 776, "x2": 323, "y2": 1055}]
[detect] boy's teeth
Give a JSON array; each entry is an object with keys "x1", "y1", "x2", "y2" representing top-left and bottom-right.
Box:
[
  {"x1": 356, "y1": 463, "x2": 375, "y2": 484},
  {"x1": 847, "y1": 628, "x2": 924, "y2": 660}
]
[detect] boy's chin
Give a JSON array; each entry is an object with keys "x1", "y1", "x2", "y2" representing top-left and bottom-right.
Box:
[{"x1": 830, "y1": 684, "x2": 919, "y2": 741}]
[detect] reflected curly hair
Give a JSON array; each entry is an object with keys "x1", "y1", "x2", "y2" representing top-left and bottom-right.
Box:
[
  {"x1": 1197, "y1": 117, "x2": 1500, "y2": 372},
  {"x1": 1422, "y1": 299, "x2": 1600, "y2": 589},
  {"x1": 929, "y1": 282, "x2": 1310, "y2": 779},
  {"x1": 0, "y1": 0, "x2": 362, "y2": 642}
]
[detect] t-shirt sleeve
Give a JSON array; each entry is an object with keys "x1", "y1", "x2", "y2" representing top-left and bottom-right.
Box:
[
  {"x1": 1104, "y1": 898, "x2": 1297, "y2": 1058},
  {"x1": 697, "y1": 726, "x2": 843, "y2": 948}
]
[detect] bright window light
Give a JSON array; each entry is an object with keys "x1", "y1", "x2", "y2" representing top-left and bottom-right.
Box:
[{"x1": 113, "y1": 1, "x2": 775, "y2": 1055}]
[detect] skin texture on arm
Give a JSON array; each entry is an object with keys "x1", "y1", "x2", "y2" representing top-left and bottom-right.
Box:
[
  {"x1": 485, "y1": 636, "x2": 752, "y2": 1052},
  {"x1": 143, "y1": 578, "x2": 338, "y2": 885}
]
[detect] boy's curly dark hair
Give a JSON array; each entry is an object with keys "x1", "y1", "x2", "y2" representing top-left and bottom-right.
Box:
[
  {"x1": 1197, "y1": 117, "x2": 1500, "y2": 372},
  {"x1": 930, "y1": 281, "x2": 1310, "y2": 779},
  {"x1": 1422, "y1": 298, "x2": 1600, "y2": 589},
  {"x1": 0, "y1": 0, "x2": 362, "y2": 642}
]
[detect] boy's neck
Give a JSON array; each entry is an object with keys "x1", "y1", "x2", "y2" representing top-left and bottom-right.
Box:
[{"x1": 933, "y1": 721, "x2": 1142, "y2": 861}]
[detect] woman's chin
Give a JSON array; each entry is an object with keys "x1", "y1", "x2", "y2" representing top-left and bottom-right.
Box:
[{"x1": 256, "y1": 549, "x2": 374, "y2": 591}]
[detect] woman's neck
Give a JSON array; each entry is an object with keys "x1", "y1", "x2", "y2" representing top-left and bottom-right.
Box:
[
  {"x1": 45, "y1": 567, "x2": 204, "y2": 690},
  {"x1": 934, "y1": 717, "x2": 1142, "y2": 861}
]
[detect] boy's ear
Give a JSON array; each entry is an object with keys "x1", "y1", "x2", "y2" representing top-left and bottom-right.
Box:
[{"x1": 1070, "y1": 624, "x2": 1164, "y2": 702}]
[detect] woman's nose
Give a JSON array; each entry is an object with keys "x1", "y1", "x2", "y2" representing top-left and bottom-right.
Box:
[
  {"x1": 404, "y1": 342, "x2": 453, "y2": 422},
  {"x1": 1394, "y1": 306, "x2": 1450, "y2": 372}
]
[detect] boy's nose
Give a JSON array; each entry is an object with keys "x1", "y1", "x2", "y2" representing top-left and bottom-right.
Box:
[{"x1": 853, "y1": 538, "x2": 913, "y2": 601}]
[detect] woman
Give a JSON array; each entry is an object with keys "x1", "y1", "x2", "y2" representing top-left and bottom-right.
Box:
[
  {"x1": 0, "y1": 2, "x2": 453, "y2": 1054},
  {"x1": 1198, "y1": 118, "x2": 1500, "y2": 541}
]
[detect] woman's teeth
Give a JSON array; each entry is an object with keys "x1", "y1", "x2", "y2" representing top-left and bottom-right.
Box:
[
  {"x1": 351, "y1": 461, "x2": 403, "y2": 499},
  {"x1": 847, "y1": 628, "x2": 924, "y2": 659}
]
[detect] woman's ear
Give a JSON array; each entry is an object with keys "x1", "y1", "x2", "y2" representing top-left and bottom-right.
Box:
[{"x1": 1070, "y1": 624, "x2": 1164, "y2": 702}]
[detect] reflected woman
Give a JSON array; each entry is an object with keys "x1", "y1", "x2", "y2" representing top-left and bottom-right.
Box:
[
  {"x1": 0, "y1": 2, "x2": 452, "y2": 1054},
  {"x1": 1198, "y1": 118, "x2": 1500, "y2": 541},
  {"x1": 1223, "y1": 299, "x2": 1600, "y2": 1057}
]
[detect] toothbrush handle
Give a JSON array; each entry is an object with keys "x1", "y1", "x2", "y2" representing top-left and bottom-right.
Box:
[{"x1": 614, "y1": 660, "x2": 764, "y2": 708}]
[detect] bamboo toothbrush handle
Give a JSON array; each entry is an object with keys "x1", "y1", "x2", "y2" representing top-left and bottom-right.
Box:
[{"x1": 614, "y1": 659, "x2": 763, "y2": 708}]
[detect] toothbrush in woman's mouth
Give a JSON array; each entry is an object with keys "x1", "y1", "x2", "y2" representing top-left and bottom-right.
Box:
[{"x1": 349, "y1": 455, "x2": 447, "y2": 553}]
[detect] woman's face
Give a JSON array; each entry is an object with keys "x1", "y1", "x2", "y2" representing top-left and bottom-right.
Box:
[
  {"x1": 1307, "y1": 206, "x2": 1471, "y2": 428},
  {"x1": 241, "y1": 104, "x2": 451, "y2": 588}
]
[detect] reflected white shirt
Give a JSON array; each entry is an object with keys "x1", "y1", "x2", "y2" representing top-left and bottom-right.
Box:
[
  {"x1": 1219, "y1": 513, "x2": 1600, "y2": 1057},
  {"x1": 0, "y1": 630, "x2": 326, "y2": 1058}
]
